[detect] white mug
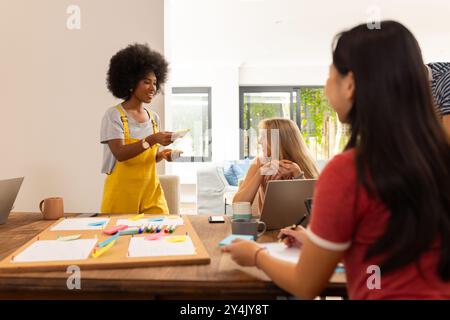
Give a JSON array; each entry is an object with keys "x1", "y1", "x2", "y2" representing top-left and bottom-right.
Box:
[{"x1": 232, "y1": 202, "x2": 252, "y2": 220}]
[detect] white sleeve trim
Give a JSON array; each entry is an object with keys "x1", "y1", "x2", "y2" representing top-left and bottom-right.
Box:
[{"x1": 306, "y1": 227, "x2": 351, "y2": 251}]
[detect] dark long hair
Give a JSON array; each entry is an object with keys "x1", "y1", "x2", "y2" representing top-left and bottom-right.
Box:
[{"x1": 333, "y1": 21, "x2": 450, "y2": 280}]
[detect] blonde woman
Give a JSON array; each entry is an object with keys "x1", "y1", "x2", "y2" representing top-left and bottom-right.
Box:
[{"x1": 232, "y1": 118, "x2": 319, "y2": 213}]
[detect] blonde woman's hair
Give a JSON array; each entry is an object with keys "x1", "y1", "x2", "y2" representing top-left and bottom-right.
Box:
[{"x1": 260, "y1": 118, "x2": 319, "y2": 179}]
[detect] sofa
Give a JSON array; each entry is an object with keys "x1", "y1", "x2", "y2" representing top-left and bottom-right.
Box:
[{"x1": 196, "y1": 160, "x2": 250, "y2": 215}]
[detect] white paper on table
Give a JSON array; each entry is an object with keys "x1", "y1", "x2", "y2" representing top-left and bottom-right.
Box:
[
  {"x1": 127, "y1": 236, "x2": 196, "y2": 257},
  {"x1": 51, "y1": 218, "x2": 110, "y2": 231},
  {"x1": 13, "y1": 239, "x2": 98, "y2": 262},
  {"x1": 116, "y1": 217, "x2": 184, "y2": 227},
  {"x1": 260, "y1": 242, "x2": 301, "y2": 264}
]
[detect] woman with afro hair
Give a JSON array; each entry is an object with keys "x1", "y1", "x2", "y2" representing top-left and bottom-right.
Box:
[{"x1": 100, "y1": 43, "x2": 175, "y2": 215}]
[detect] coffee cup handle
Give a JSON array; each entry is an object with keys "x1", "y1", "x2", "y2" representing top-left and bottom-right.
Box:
[
  {"x1": 257, "y1": 221, "x2": 267, "y2": 238},
  {"x1": 39, "y1": 199, "x2": 45, "y2": 214}
]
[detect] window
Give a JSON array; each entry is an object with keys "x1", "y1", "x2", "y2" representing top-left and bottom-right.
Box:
[
  {"x1": 239, "y1": 86, "x2": 348, "y2": 161},
  {"x1": 169, "y1": 87, "x2": 212, "y2": 162}
]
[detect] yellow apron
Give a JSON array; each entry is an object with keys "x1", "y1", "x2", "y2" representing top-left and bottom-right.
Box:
[{"x1": 100, "y1": 105, "x2": 169, "y2": 215}]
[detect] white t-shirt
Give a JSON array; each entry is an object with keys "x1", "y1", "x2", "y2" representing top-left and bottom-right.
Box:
[{"x1": 100, "y1": 105, "x2": 161, "y2": 174}]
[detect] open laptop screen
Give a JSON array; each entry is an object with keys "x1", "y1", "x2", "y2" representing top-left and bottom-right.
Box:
[
  {"x1": 0, "y1": 177, "x2": 24, "y2": 224},
  {"x1": 260, "y1": 179, "x2": 316, "y2": 231}
]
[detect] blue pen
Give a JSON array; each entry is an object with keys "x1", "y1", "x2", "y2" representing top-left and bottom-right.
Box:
[{"x1": 98, "y1": 234, "x2": 119, "y2": 248}]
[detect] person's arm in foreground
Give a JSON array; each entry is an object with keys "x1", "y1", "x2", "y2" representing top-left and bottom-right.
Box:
[{"x1": 222, "y1": 230, "x2": 344, "y2": 299}]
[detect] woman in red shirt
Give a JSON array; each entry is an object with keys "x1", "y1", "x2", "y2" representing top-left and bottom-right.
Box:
[{"x1": 222, "y1": 21, "x2": 450, "y2": 299}]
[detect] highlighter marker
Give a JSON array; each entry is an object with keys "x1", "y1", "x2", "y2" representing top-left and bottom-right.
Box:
[
  {"x1": 118, "y1": 227, "x2": 140, "y2": 236},
  {"x1": 92, "y1": 239, "x2": 116, "y2": 258},
  {"x1": 98, "y1": 234, "x2": 119, "y2": 248}
]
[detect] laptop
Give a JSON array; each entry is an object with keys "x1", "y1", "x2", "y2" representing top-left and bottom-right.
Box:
[
  {"x1": 0, "y1": 177, "x2": 24, "y2": 224},
  {"x1": 259, "y1": 179, "x2": 316, "y2": 230}
]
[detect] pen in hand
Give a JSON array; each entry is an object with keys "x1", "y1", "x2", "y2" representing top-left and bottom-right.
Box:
[{"x1": 279, "y1": 215, "x2": 307, "y2": 241}]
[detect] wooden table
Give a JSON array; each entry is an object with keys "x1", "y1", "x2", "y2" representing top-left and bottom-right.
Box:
[{"x1": 0, "y1": 212, "x2": 347, "y2": 299}]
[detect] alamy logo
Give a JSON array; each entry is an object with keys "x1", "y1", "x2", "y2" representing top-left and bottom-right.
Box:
[
  {"x1": 366, "y1": 5, "x2": 381, "y2": 30},
  {"x1": 66, "y1": 5, "x2": 81, "y2": 30},
  {"x1": 366, "y1": 265, "x2": 381, "y2": 290},
  {"x1": 258, "y1": 128, "x2": 280, "y2": 176},
  {"x1": 66, "y1": 265, "x2": 81, "y2": 290}
]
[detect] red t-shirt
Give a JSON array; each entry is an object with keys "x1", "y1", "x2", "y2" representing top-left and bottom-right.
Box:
[{"x1": 308, "y1": 149, "x2": 450, "y2": 299}]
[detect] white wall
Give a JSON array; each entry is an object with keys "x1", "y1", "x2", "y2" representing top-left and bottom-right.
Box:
[
  {"x1": 166, "y1": 0, "x2": 449, "y2": 65},
  {"x1": 0, "y1": 0, "x2": 165, "y2": 212},
  {"x1": 164, "y1": 0, "x2": 450, "y2": 197},
  {"x1": 165, "y1": 64, "x2": 240, "y2": 185}
]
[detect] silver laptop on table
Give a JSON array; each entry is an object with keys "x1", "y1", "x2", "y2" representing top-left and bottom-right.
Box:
[
  {"x1": 259, "y1": 179, "x2": 316, "y2": 231},
  {"x1": 0, "y1": 177, "x2": 24, "y2": 224}
]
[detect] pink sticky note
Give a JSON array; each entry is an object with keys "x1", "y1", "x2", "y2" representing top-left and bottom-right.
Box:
[
  {"x1": 145, "y1": 233, "x2": 164, "y2": 241},
  {"x1": 103, "y1": 225, "x2": 127, "y2": 235}
]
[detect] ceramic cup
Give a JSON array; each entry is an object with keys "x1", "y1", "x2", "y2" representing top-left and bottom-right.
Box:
[
  {"x1": 39, "y1": 197, "x2": 64, "y2": 220},
  {"x1": 231, "y1": 218, "x2": 266, "y2": 239}
]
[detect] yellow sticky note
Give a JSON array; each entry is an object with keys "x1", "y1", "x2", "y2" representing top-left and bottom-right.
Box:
[
  {"x1": 91, "y1": 240, "x2": 116, "y2": 258},
  {"x1": 165, "y1": 236, "x2": 186, "y2": 243},
  {"x1": 129, "y1": 213, "x2": 145, "y2": 221}
]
